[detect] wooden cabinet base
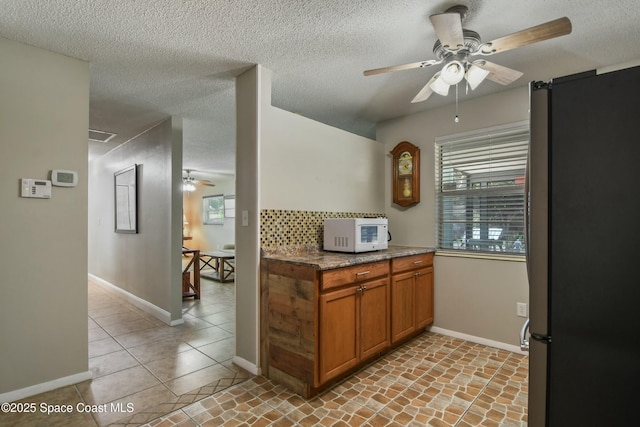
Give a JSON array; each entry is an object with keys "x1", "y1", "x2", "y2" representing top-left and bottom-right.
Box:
[
  {"x1": 269, "y1": 333, "x2": 427, "y2": 398},
  {"x1": 261, "y1": 260, "x2": 316, "y2": 396},
  {"x1": 261, "y1": 251, "x2": 434, "y2": 398}
]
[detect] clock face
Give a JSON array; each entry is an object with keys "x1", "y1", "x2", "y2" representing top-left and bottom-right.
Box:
[{"x1": 398, "y1": 151, "x2": 413, "y2": 175}]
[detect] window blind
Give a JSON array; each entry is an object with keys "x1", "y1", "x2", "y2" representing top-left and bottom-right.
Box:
[{"x1": 435, "y1": 122, "x2": 529, "y2": 255}]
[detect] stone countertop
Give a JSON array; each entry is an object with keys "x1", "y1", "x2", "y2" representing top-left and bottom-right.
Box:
[{"x1": 261, "y1": 245, "x2": 435, "y2": 271}]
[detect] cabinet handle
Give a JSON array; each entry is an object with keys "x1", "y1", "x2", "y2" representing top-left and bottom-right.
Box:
[
  {"x1": 355, "y1": 271, "x2": 370, "y2": 277},
  {"x1": 356, "y1": 287, "x2": 363, "y2": 293},
  {"x1": 415, "y1": 272, "x2": 421, "y2": 277},
  {"x1": 356, "y1": 285, "x2": 367, "y2": 293},
  {"x1": 413, "y1": 260, "x2": 423, "y2": 264},
  {"x1": 361, "y1": 285, "x2": 367, "y2": 291}
]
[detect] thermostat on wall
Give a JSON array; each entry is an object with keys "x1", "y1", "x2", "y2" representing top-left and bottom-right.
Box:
[
  {"x1": 20, "y1": 178, "x2": 52, "y2": 198},
  {"x1": 50, "y1": 169, "x2": 78, "y2": 187}
]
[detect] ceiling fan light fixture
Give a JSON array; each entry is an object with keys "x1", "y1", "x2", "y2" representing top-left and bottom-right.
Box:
[
  {"x1": 183, "y1": 180, "x2": 196, "y2": 192},
  {"x1": 362, "y1": 6, "x2": 571, "y2": 106},
  {"x1": 466, "y1": 63, "x2": 490, "y2": 90},
  {"x1": 429, "y1": 72, "x2": 450, "y2": 96},
  {"x1": 440, "y1": 60, "x2": 465, "y2": 85}
]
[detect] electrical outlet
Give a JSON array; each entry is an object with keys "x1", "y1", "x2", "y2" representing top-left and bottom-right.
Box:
[{"x1": 517, "y1": 302, "x2": 528, "y2": 318}]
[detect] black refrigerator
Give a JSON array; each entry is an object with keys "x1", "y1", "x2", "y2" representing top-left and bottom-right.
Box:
[{"x1": 524, "y1": 65, "x2": 640, "y2": 426}]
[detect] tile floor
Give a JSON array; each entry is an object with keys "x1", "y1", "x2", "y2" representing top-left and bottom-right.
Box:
[
  {"x1": 1, "y1": 276, "x2": 249, "y2": 427},
  {"x1": 145, "y1": 333, "x2": 528, "y2": 427},
  {"x1": 2, "y1": 277, "x2": 529, "y2": 427}
]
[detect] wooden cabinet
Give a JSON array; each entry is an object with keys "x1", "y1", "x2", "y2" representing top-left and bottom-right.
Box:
[
  {"x1": 319, "y1": 285, "x2": 358, "y2": 383},
  {"x1": 415, "y1": 267, "x2": 434, "y2": 329},
  {"x1": 321, "y1": 261, "x2": 390, "y2": 291},
  {"x1": 318, "y1": 276, "x2": 389, "y2": 383},
  {"x1": 261, "y1": 249, "x2": 433, "y2": 397},
  {"x1": 390, "y1": 253, "x2": 434, "y2": 344},
  {"x1": 359, "y1": 278, "x2": 390, "y2": 359}
]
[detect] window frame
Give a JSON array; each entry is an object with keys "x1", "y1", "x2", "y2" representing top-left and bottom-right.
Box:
[
  {"x1": 434, "y1": 121, "x2": 529, "y2": 257},
  {"x1": 224, "y1": 195, "x2": 235, "y2": 218},
  {"x1": 202, "y1": 194, "x2": 225, "y2": 225}
]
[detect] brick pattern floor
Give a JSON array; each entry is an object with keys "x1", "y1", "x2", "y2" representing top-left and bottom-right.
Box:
[{"x1": 145, "y1": 332, "x2": 528, "y2": 427}]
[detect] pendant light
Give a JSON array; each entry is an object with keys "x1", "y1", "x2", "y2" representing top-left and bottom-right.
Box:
[
  {"x1": 429, "y1": 60, "x2": 466, "y2": 97},
  {"x1": 429, "y1": 72, "x2": 450, "y2": 96},
  {"x1": 465, "y1": 63, "x2": 490, "y2": 90},
  {"x1": 440, "y1": 60, "x2": 465, "y2": 85},
  {"x1": 182, "y1": 169, "x2": 197, "y2": 192},
  {"x1": 183, "y1": 181, "x2": 196, "y2": 192}
]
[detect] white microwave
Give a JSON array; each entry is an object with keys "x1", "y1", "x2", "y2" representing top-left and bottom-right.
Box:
[{"x1": 323, "y1": 218, "x2": 389, "y2": 253}]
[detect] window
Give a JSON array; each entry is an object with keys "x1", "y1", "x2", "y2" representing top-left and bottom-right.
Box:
[
  {"x1": 224, "y1": 195, "x2": 235, "y2": 218},
  {"x1": 202, "y1": 194, "x2": 224, "y2": 224},
  {"x1": 435, "y1": 122, "x2": 528, "y2": 256}
]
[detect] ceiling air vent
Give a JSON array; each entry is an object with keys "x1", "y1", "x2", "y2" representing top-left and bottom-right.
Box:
[{"x1": 89, "y1": 129, "x2": 117, "y2": 143}]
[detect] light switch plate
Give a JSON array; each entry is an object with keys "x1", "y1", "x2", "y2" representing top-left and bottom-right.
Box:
[
  {"x1": 241, "y1": 210, "x2": 249, "y2": 227},
  {"x1": 517, "y1": 302, "x2": 528, "y2": 318}
]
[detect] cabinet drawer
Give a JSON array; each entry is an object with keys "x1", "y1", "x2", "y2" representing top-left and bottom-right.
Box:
[
  {"x1": 391, "y1": 252, "x2": 433, "y2": 273},
  {"x1": 321, "y1": 261, "x2": 389, "y2": 291}
]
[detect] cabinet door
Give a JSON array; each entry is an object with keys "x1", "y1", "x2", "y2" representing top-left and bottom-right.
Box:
[
  {"x1": 391, "y1": 271, "x2": 416, "y2": 344},
  {"x1": 319, "y1": 286, "x2": 359, "y2": 384},
  {"x1": 360, "y1": 278, "x2": 390, "y2": 361},
  {"x1": 415, "y1": 266, "x2": 434, "y2": 329}
]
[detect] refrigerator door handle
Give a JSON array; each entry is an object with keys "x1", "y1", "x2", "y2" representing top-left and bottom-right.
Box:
[
  {"x1": 519, "y1": 318, "x2": 530, "y2": 351},
  {"x1": 530, "y1": 332, "x2": 552, "y2": 344},
  {"x1": 524, "y1": 142, "x2": 531, "y2": 283}
]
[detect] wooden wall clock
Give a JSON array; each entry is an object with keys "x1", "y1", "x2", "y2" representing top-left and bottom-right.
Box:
[{"x1": 390, "y1": 141, "x2": 420, "y2": 207}]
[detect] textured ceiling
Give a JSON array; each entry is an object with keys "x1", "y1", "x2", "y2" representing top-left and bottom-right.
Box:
[{"x1": 2, "y1": 0, "x2": 640, "y2": 178}]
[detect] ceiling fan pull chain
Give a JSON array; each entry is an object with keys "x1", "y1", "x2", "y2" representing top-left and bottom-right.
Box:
[{"x1": 454, "y1": 83, "x2": 460, "y2": 123}]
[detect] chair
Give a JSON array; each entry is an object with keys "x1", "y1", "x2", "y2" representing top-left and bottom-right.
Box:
[
  {"x1": 222, "y1": 244, "x2": 236, "y2": 277},
  {"x1": 181, "y1": 249, "x2": 200, "y2": 299}
]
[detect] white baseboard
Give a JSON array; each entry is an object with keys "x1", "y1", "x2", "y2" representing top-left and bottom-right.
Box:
[
  {"x1": 232, "y1": 356, "x2": 261, "y2": 376},
  {"x1": 428, "y1": 326, "x2": 528, "y2": 356},
  {"x1": 0, "y1": 370, "x2": 93, "y2": 403},
  {"x1": 88, "y1": 274, "x2": 183, "y2": 326}
]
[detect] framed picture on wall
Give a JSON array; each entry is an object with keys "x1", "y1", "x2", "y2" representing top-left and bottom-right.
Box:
[
  {"x1": 114, "y1": 164, "x2": 138, "y2": 233},
  {"x1": 203, "y1": 194, "x2": 224, "y2": 225}
]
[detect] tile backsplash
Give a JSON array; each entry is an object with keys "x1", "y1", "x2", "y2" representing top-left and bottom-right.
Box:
[{"x1": 260, "y1": 209, "x2": 385, "y2": 248}]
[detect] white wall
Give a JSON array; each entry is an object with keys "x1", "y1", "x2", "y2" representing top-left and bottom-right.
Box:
[
  {"x1": 88, "y1": 118, "x2": 184, "y2": 324},
  {"x1": 0, "y1": 37, "x2": 90, "y2": 399},
  {"x1": 378, "y1": 86, "x2": 530, "y2": 347},
  {"x1": 183, "y1": 176, "x2": 235, "y2": 251},
  {"x1": 235, "y1": 65, "x2": 384, "y2": 373},
  {"x1": 261, "y1": 107, "x2": 384, "y2": 213},
  {"x1": 234, "y1": 65, "x2": 262, "y2": 373}
]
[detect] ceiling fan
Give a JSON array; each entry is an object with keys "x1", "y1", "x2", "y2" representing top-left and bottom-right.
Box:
[
  {"x1": 183, "y1": 169, "x2": 215, "y2": 192},
  {"x1": 364, "y1": 5, "x2": 572, "y2": 104}
]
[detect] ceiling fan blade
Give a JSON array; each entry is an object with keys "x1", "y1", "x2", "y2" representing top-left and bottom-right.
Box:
[
  {"x1": 476, "y1": 61, "x2": 524, "y2": 85},
  {"x1": 363, "y1": 60, "x2": 440, "y2": 76},
  {"x1": 429, "y1": 12, "x2": 464, "y2": 51},
  {"x1": 411, "y1": 74, "x2": 439, "y2": 103},
  {"x1": 476, "y1": 17, "x2": 572, "y2": 55}
]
